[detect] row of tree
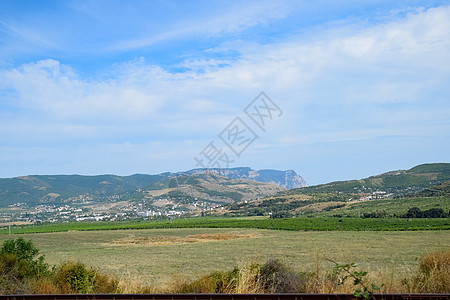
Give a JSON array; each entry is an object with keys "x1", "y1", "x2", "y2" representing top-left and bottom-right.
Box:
[{"x1": 401, "y1": 207, "x2": 449, "y2": 218}]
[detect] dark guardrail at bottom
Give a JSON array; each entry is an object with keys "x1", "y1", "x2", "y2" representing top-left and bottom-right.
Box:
[{"x1": 0, "y1": 294, "x2": 448, "y2": 300}]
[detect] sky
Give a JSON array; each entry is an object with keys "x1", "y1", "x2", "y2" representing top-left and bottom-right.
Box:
[{"x1": 0, "y1": 0, "x2": 449, "y2": 185}]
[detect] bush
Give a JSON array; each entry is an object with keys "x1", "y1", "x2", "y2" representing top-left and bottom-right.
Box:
[
  {"x1": 259, "y1": 259, "x2": 305, "y2": 293},
  {"x1": 176, "y1": 259, "x2": 306, "y2": 294},
  {"x1": 0, "y1": 238, "x2": 49, "y2": 294},
  {"x1": 0, "y1": 238, "x2": 119, "y2": 294},
  {"x1": 0, "y1": 238, "x2": 48, "y2": 277},
  {"x1": 0, "y1": 253, "x2": 34, "y2": 294},
  {"x1": 52, "y1": 261, "x2": 119, "y2": 294},
  {"x1": 271, "y1": 211, "x2": 292, "y2": 219},
  {"x1": 176, "y1": 267, "x2": 240, "y2": 293}
]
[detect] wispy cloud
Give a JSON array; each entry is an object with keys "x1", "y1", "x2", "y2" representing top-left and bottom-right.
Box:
[
  {"x1": 0, "y1": 21, "x2": 57, "y2": 48},
  {"x1": 107, "y1": 1, "x2": 295, "y2": 52}
]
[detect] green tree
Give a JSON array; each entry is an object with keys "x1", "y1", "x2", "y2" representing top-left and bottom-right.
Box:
[{"x1": 404, "y1": 207, "x2": 422, "y2": 218}]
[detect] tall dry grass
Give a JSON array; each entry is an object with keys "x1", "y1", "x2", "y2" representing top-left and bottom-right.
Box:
[
  {"x1": 234, "y1": 263, "x2": 265, "y2": 293},
  {"x1": 404, "y1": 248, "x2": 450, "y2": 293},
  {"x1": 142, "y1": 249, "x2": 450, "y2": 294},
  {"x1": 4, "y1": 248, "x2": 448, "y2": 294},
  {"x1": 161, "y1": 259, "x2": 306, "y2": 294}
]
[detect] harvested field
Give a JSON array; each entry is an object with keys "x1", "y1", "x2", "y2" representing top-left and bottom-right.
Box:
[{"x1": 110, "y1": 232, "x2": 257, "y2": 245}]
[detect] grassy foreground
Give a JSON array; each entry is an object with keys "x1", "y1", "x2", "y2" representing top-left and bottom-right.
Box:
[
  {"x1": 1, "y1": 217, "x2": 449, "y2": 293},
  {"x1": 1, "y1": 227, "x2": 449, "y2": 290},
  {"x1": 1, "y1": 216, "x2": 450, "y2": 234}
]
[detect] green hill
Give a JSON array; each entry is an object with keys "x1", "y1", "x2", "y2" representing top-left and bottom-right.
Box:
[
  {"x1": 218, "y1": 163, "x2": 450, "y2": 218},
  {"x1": 289, "y1": 163, "x2": 450, "y2": 196},
  {"x1": 0, "y1": 174, "x2": 165, "y2": 207}
]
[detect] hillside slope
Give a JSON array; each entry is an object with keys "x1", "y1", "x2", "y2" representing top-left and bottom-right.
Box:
[
  {"x1": 411, "y1": 180, "x2": 450, "y2": 197},
  {"x1": 0, "y1": 174, "x2": 165, "y2": 207},
  {"x1": 0, "y1": 168, "x2": 293, "y2": 208},
  {"x1": 142, "y1": 173, "x2": 286, "y2": 205},
  {"x1": 290, "y1": 163, "x2": 450, "y2": 196},
  {"x1": 218, "y1": 163, "x2": 450, "y2": 218}
]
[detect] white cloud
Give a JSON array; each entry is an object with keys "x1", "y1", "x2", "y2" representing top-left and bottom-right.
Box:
[
  {"x1": 1, "y1": 4, "x2": 449, "y2": 178},
  {"x1": 3, "y1": 5, "x2": 449, "y2": 123},
  {"x1": 1, "y1": 59, "x2": 165, "y2": 121}
]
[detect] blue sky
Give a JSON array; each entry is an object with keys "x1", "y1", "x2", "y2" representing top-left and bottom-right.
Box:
[{"x1": 0, "y1": 0, "x2": 449, "y2": 185}]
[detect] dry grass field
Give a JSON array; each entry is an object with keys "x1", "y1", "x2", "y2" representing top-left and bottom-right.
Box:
[{"x1": 1, "y1": 228, "x2": 449, "y2": 291}]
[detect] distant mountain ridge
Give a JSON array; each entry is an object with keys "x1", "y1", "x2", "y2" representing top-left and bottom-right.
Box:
[
  {"x1": 142, "y1": 173, "x2": 286, "y2": 204},
  {"x1": 0, "y1": 167, "x2": 303, "y2": 208},
  {"x1": 184, "y1": 167, "x2": 308, "y2": 189},
  {"x1": 0, "y1": 174, "x2": 166, "y2": 207}
]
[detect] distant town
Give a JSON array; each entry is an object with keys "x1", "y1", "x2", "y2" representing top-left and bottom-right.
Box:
[{"x1": 0, "y1": 196, "x2": 226, "y2": 226}]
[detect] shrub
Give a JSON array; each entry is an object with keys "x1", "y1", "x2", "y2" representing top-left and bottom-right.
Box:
[
  {"x1": 52, "y1": 261, "x2": 119, "y2": 294},
  {"x1": 0, "y1": 253, "x2": 33, "y2": 294},
  {"x1": 176, "y1": 259, "x2": 307, "y2": 294},
  {"x1": 271, "y1": 211, "x2": 292, "y2": 219},
  {"x1": 0, "y1": 239, "x2": 120, "y2": 294},
  {"x1": 176, "y1": 267, "x2": 239, "y2": 293},
  {"x1": 259, "y1": 259, "x2": 305, "y2": 293},
  {"x1": 0, "y1": 238, "x2": 48, "y2": 277},
  {"x1": 0, "y1": 238, "x2": 49, "y2": 294}
]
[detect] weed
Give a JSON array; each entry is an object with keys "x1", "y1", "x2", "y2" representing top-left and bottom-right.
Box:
[{"x1": 327, "y1": 258, "x2": 384, "y2": 299}]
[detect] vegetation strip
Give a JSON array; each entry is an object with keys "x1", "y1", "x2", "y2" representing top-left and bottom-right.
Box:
[
  {"x1": 1, "y1": 217, "x2": 449, "y2": 234},
  {"x1": 0, "y1": 294, "x2": 448, "y2": 300}
]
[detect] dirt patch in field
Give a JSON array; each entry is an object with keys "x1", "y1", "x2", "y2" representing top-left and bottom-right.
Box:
[{"x1": 109, "y1": 232, "x2": 256, "y2": 246}]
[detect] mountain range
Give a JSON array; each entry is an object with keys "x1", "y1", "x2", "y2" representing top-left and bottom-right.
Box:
[
  {"x1": 1, "y1": 163, "x2": 449, "y2": 213},
  {"x1": 0, "y1": 168, "x2": 305, "y2": 208},
  {"x1": 183, "y1": 167, "x2": 307, "y2": 189},
  {"x1": 141, "y1": 173, "x2": 286, "y2": 206}
]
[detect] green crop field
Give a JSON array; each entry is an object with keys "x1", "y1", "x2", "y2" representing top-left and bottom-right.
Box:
[
  {"x1": 1, "y1": 216, "x2": 450, "y2": 235},
  {"x1": 0, "y1": 227, "x2": 449, "y2": 289}
]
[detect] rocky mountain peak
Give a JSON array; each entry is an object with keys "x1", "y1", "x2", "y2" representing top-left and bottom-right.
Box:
[{"x1": 185, "y1": 167, "x2": 308, "y2": 189}]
